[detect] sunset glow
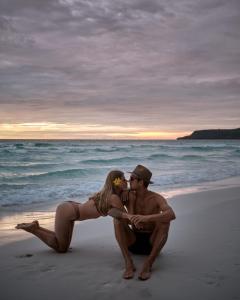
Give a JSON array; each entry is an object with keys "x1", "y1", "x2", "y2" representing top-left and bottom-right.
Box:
[{"x1": 0, "y1": 123, "x2": 189, "y2": 140}]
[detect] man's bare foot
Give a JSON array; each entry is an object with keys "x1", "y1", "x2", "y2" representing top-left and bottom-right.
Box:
[
  {"x1": 15, "y1": 220, "x2": 39, "y2": 232},
  {"x1": 123, "y1": 264, "x2": 136, "y2": 279},
  {"x1": 138, "y1": 262, "x2": 152, "y2": 281}
]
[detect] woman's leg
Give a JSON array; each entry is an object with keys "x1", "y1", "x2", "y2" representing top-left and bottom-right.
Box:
[
  {"x1": 16, "y1": 202, "x2": 77, "y2": 253},
  {"x1": 54, "y1": 202, "x2": 76, "y2": 252}
]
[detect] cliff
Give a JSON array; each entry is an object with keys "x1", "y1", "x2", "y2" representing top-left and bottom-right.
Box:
[{"x1": 177, "y1": 128, "x2": 240, "y2": 140}]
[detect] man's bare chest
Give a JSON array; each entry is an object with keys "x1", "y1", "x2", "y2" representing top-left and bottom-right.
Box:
[{"x1": 134, "y1": 201, "x2": 159, "y2": 215}]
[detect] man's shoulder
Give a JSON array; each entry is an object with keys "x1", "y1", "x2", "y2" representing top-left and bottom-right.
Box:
[
  {"x1": 147, "y1": 190, "x2": 164, "y2": 199},
  {"x1": 145, "y1": 190, "x2": 171, "y2": 212},
  {"x1": 146, "y1": 190, "x2": 167, "y2": 204}
]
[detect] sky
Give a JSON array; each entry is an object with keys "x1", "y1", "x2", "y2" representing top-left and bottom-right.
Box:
[{"x1": 0, "y1": 0, "x2": 240, "y2": 139}]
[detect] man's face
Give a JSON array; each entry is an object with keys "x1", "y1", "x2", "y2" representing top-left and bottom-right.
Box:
[{"x1": 129, "y1": 175, "x2": 140, "y2": 191}]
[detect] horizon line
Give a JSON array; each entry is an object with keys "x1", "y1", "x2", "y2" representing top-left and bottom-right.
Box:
[{"x1": 0, "y1": 138, "x2": 177, "y2": 141}]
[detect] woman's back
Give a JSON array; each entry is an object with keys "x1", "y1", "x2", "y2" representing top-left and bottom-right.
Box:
[{"x1": 78, "y1": 199, "x2": 102, "y2": 221}]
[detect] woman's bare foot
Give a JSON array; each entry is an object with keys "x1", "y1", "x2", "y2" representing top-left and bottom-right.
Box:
[
  {"x1": 138, "y1": 262, "x2": 152, "y2": 281},
  {"x1": 15, "y1": 220, "x2": 39, "y2": 233},
  {"x1": 123, "y1": 263, "x2": 136, "y2": 279}
]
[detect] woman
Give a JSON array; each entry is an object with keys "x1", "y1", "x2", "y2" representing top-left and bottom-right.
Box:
[{"x1": 16, "y1": 170, "x2": 130, "y2": 253}]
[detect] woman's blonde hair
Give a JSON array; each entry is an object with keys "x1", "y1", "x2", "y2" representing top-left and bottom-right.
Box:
[{"x1": 90, "y1": 170, "x2": 124, "y2": 215}]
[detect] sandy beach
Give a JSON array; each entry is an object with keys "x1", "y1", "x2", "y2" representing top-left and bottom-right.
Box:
[{"x1": 1, "y1": 184, "x2": 240, "y2": 300}]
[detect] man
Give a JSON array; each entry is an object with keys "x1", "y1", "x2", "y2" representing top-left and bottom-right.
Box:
[{"x1": 110, "y1": 165, "x2": 176, "y2": 280}]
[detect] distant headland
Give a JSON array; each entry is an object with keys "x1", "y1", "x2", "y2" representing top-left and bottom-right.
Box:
[{"x1": 177, "y1": 128, "x2": 240, "y2": 140}]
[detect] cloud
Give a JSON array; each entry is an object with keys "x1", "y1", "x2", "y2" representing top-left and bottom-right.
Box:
[{"x1": 0, "y1": 0, "x2": 240, "y2": 137}]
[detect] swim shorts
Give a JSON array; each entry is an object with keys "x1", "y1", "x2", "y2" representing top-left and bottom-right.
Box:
[{"x1": 128, "y1": 232, "x2": 152, "y2": 255}]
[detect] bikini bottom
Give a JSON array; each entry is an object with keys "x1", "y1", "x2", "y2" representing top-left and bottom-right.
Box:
[{"x1": 66, "y1": 201, "x2": 80, "y2": 220}]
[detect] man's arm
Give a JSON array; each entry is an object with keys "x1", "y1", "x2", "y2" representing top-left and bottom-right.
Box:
[
  {"x1": 143, "y1": 207, "x2": 175, "y2": 223},
  {"x1": 129, "y1": 209, "x2": 175, "y2": 226},
  {"x1": 129, "y1": 195, "x2": 176, "y2": 226},
  {"x1": 151, "y1": 194, "x2": 176, "y2": 221}
]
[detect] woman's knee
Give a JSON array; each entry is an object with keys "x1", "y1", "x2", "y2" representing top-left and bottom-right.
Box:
[
  {"x1": 56, "y1": 242, "x2": 69, "y2": 253},
  {"x1": 56, "y1": 202, "x2": 69, "y2": 213},
  {"x1": 56, "y1": 202, "x2": 75, "y2": 221}
]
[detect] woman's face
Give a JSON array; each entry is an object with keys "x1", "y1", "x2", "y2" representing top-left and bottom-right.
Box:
[
  {"x1": 111, "y1": 173, "x2": 128, "y2": 191},
  {"x1": 120, "y1": 175, "x2": 128, "y2": 190}
]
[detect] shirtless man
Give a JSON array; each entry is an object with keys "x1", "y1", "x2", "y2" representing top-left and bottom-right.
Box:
[{"x1": 110, "y1": 165, "x2": 176, "y2": 280}]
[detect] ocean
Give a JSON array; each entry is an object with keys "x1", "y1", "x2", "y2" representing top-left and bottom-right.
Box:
[{"x1": 0, "y1": 140, "x2": 240, "y2": 212}]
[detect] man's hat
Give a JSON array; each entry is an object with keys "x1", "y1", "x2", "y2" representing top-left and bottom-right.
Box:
[{"x1": 128, "y1": 165, "x2": 153, "y2": 184}]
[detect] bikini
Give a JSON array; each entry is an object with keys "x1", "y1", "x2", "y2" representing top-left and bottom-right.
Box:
[
  {"x1": 66, "y1": 191, "x2": 121, "y2": 220},
  {"x1": 66, "y1": 201, "x2": 81, "y2": 220}
]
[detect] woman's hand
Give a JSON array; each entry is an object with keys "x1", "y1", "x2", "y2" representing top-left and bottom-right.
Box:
[{"x1": 123, "y1": 213, "x2": 133, "y2": 220}]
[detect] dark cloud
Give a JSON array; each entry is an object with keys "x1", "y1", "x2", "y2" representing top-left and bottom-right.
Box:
[{"x1": 0, "y1": 0, "x2": 59, "y2": 14}]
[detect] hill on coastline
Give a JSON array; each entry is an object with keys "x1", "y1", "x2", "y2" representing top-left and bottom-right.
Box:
[{"x1": 177, "y1": 128, "x2": 240, "y2": 140}]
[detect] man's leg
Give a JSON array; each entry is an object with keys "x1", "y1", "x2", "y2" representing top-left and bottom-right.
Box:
[
  {"x1": 138, "y1": 222, "x2": 170, "y2": 280},
  {"x1": 113, "y1": 218, "x2": 136, "y2": 279}
]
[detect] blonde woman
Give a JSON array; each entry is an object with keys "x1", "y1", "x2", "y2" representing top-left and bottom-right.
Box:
[{"x1": 16, "y1": 170, "x2": 131, "y2": 254}]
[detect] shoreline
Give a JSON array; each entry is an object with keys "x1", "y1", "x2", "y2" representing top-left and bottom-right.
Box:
[{"x1": 161, "y1": 175, "x2": 240, "y2": 198}]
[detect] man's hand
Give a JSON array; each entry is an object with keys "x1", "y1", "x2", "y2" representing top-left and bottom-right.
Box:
[{"x1": 129, "y1": 215, "x2": 149, "y2": 229}]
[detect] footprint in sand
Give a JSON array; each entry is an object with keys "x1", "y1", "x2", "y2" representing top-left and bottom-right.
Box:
[
  {"x1": 16, "y1": 254, "x2": 33, "y2": 258},
  {"x1": 39, "y1": 265, "x2": 56, "y2": 273},
  {"x1": 102, "y1": 282, "x2": 113, "y2": 288},
  {"x1": 138, "y1": 287, "x2": 152, "y2": 298},
  {"x1": 203, "y1": 271, "x2": 226, "y2": 287}
]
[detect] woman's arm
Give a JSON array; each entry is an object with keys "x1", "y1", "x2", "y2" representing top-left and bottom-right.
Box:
[
  {"x1": 107, "y1": 194, "x2": 132, "y2": 221},
  {"x1": 125, "y1": 190, "x2": 136, "y2": 214},
  {"x1": 107, "y1": 208, "x2": 130, "y2": 219}
]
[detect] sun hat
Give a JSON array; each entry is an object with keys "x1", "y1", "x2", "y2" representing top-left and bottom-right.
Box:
[{"x1": 128, "y1": 165, "x2": 153, "y2": 184}]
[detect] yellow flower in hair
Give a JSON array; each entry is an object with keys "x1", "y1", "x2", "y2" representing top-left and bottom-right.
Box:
[{"x1": 113, "y1": 177, "x2": 122, "y2": 187}]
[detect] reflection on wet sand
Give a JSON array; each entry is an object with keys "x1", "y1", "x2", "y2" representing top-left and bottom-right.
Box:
[{"x1": 0, "y1": 211, "x2": 55, "y2": 246}]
